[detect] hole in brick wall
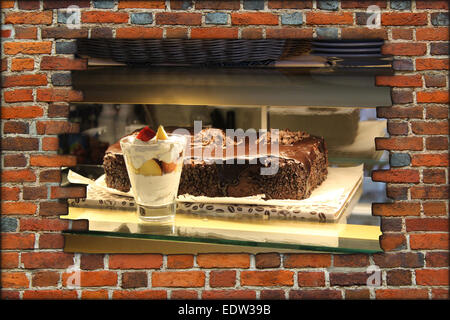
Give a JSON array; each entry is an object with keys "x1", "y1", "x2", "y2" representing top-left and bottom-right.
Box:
[{"x1": 57, "y1": 38, "x2": 393, "y2": 253}]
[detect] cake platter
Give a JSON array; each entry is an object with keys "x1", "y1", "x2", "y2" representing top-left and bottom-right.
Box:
[{"x1": 67, "y1": 165, "x2": 363, "y2": 223}]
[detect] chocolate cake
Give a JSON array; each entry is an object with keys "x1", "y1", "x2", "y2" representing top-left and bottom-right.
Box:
[{"x1": 103, "y1": 128, "x2": 328, "y2": 200}]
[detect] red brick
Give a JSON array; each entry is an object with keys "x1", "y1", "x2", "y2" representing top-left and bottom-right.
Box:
[
  {"x1": 19, "y1": 217, "x2": 69, "y2": 232},
  {"x1": 209, "y1": 270, "x2": 236, "y2": 287},
  {"x1": 333, "y1": 254, "x2": 370, "y2": 267},
  {"x1": 3, "y1": 74, "x2": 47, "y2": 88},
  {"x1": 345, "y1": 289, "x2": 371, "y2": 300},
  {"x1": 424, "y1": 74, "x2": 447, "y2": 88},
  {"x1": 341, "y1": 1, "x2": 387, "y2": 8},
  {"x1": 416, "y1": 27, "x2": 449, "y2": 41},
  {"x1": 268, "y1": 0, "x2": 312, "y2": 9},
  {"x1": 32, "y1": 271, "x2": 60, "y2": 287},
  {"x1": 30, "y1": 155, "x2": 76, "y2": 167},
  {"x1": 381, "y1": 13, "x2": 427, "y2": 26},
  {"x1": 42, "y1": 137, "x2": 60, "y2": 151},
  {"x1": 416, "y1": 269, "x2": 449, "y2": 286},
  {"x1": 202, "y1": 290, "x2": 256, "y2": 300},
  {"x1": 18, "y1": 0, "x2": 40, "y2": 9},
  {"x1": 1, "y1": 202, "x2": 37, "y2": 215},
  {"x1": 1, "y1": 1, "x2": 15, "y2": 8},
  {"x1": 195, "y1": 1, "x2": 240, "y2": 10},
  {"x1": 341, "y1": 28, "x2": 387, "y2": 39},
  {"x1": 329, "y1": 272, "x2": 369, "y2": 286},
  {"x1": 416, "y1": 58, "x2": 449, "y2": 71},
  {"x1": 62, "y1": 271, "x2": 118, "y2": 287},
  {"x1": 1, "y1": 187, "x2": 20, "y2": 201},
  {"x1": 112, "y1": 290, "x2": 167, "y2": 300},
  {"x1": 387, "y1": 122, "x2": 408, "y2": 135},
  {"x1": 417, "y1": 91, "x2": 449, "y2": 103},
  {"x1": 1, "y1": 252, "x2": 19, "y2": 269},
  {"x1": 36, "y1": 121, "x2": 79, "y2": 134},
  {"x1": 382, "y1": 43, "x2": 427, "y2": 56},
  {"x1": 91, "y1": 27, "x2": 113, "y2": 39},
  {"x1": 41, "y1": 27, "x2": 89, "y2": 39},
  {"x1": 11, "y1": 58, "x2": 34, "y2": 71},
  {"x1": 284, "y1": 253, "x2": 331, "y2": 268},
  {"x1": 306, "y1": 12, "x2": 353, "y2": 25},
  {"x1": 167, "y1": 255, "x2": 194, "y2": 269},
  {"x1": 191, "y1": 28, "x2": 238, "y2": 39},
  {"x1": 109, "y1": 254, "x2": 162, "y2": 269},
  {"x1": 241, "y1": 28, "x2": 263, "y2": 39},
  {"x1": 406, "y1": 218, "x2": 448, "y2": 232},
  {"x1": 43, "y1": 0, "x2": 90, "y2": 9},
  {"x1": 432, "y1": 288, "x2": 449, "y2": 300},
  {"x1": 39, "y1": 201, "x2": 68, "y2": 216},
  {"x1": 376, "y1": 75, "x2": 422, "y2": 87},
  {"x1": 39, "y1": 170, "x2": 61, "y2": 184},
  {"x1": 5, "y1": 11, "x2": 52, "y2": 24},
  {"x1": 426, "y1": 106, "x2": 449, "y2": 119},
  {"x1": 51, "y1": 186, "x2": 86, "y2": 199},
  {"x1": 170, "y1": 290, "x2": 198, "y2": 299},
  {"x1": 22, "y1": 252, "x2": 74, "y2": 269},
  {"x1": 118, "y1": 0, "x2": 165, "y2": 8},
  {"x1": 386, "y1": 270, "x2": 412, "y2": 286},
  {"x1": 152, "y1": 271, "x2": 205, "y2": 287},
  {"x1": 40, "y1": 57, "x2": 87, "y2": 70},
  {"x1": 3, "y1": 41, "x2": 52, "y2": 54},
  {"x1": 376, "y1": 289, "x2": 428, "y2": 300},
  {"x1": 423, "y1": 169, "x2": 447, "y2": 184},
  {"x1": 48, "y1": 104, "x2": 70, "y2": 118},
  {"x1": 426, "y1": 252, "x2": 449, "y2": 267},
  {"x1": 411, "y1": 186, "x2": 449, "y2": 199},
  {"x1": 380, "y1": 233, "x2": 407, "y2": 251},
  {"x1": 416, "y1": 1, "x2": 449, "y2": 9},
  {"x1": 116, "y1": 27, "x2": 163, "y2": 39},
  {"x1": 266, "y1": 28, "x2": 313, "y2": 39},
  {"x1": 14, "y1": 27, "x2": 38, "y2": 39},
  {"x1": 3, "y1": 154, "x2": 27, "y2": 167},
  {"x1": 1, "y1": 106, "x2": 43, "y2": 119},
  {"x1": 81, "y1": 290, "x2": 109, "y2": 300},
  {"x1": 255, "y1": 253, "x2": 281, "y2": 268},
  {"x1": 4, "y1": 89, "x2": 33, "y2": 102},
  {"x1": 80, "y1": 254, "x2": 104, "y2": 270},
  {"x1": 241, "y1": 270, "x2": 294, "y2": 286},
  {"x1": 232, "y1": 12, "x2": 279, "y2": 25},
  {"x1": 411, "y1": 154, "x2": 449, "y2": 167},
  {"x1": 197, "y1": 253, "x2": 250, "y2": 268},
  {"x1": 39, "y1": 233, "x2": 64, "y2": 249},
  {"x1": 260, "y1": 290, "x2": 285, "y2": 299},
  {"x1": 289, "y1": 289, "x2": 342, "y2": 300},
  {"x1": 423, "y1": 201, "x2": 447, "y2": 216},
  {"x1": 375, "y1": 137, "x2": 423, "y2": 151},
  {"x1": 1, "y1": 272, "x2": 30, "y2": 289},
  {"x1": 23, "y1": 186, "x2": 48, "y2": 200},
  {"x1": 3, "y1": 121, "x2": 28, "y2": 134},
  {"x1": 81, "y1": 11, "x2": 129, "y2": 24},
  {"x1": 165, "y1": 27, "x2": 188, "y2": 39},
  {"x1": 2, "y1": 233, "x2": 35, "y2": 249},
  {"x1": 1, "y1": 169, "x2": 36, "y2": 182},
  {"x1": 391, "y1": 90, "x2": 413, "y2": 104},
  {"x1": 297, "y1": 272, "x2": 325, "y2": 287},
  {"x1": 372, "y1": 169, "x2": 420, "y2": 183},
  {"x1": 410, "y1": 233, "x2": 449, "y2": 250},
  {"x1": 1, "y1": 58, "x2": 7, "y2": 72},
  {"x1": 36, "y1": 88, "x2": 83, "y2": 102},
  {"x1": 23, "y1": 290, "x2": 78, "y2": 300},
  {"x1": 155, "y1": 12, "x2": 202, "y2": 25},
  {"x1": 121, "y1": 272, "x2": 148, "y2": 288},
  {"x1": 391, "y1": 28, "x2": 413, "y2": 40}
]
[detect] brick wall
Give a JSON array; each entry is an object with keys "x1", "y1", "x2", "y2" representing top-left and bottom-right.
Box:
[{"x1": 1, "y1": 0, "x2": 448, "y2": 300}]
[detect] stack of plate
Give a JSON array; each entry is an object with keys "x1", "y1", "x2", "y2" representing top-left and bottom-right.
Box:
[{"x1": 311, "y1": 39, "x2": 384, "y2": 58}]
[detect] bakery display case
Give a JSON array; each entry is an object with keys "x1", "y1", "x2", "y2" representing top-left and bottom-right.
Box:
[{"x1": 60, "y1": 39, "x2": 393, "y2": 254}]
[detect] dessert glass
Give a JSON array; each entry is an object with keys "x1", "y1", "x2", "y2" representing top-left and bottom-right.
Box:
[{"x1": 120, "y1": 134, "x2": 187, "y2": 222}]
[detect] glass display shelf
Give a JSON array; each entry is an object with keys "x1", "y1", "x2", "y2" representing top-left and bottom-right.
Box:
[{"x1": 61, "y1": 178, "x2": 383, "y2": 254}]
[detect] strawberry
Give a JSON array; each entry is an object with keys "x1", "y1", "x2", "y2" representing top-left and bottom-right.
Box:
[{"x1": 136, "y1": 126, "x2": 156, "y2": 142}]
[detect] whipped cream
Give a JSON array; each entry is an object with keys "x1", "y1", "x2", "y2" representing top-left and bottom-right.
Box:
[{"x1": 122, "y1": 134, "x2": 185, "y2": 169}]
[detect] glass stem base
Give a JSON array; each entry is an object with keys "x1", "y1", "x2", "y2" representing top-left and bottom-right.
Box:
[{"x1": 137, "y1": 202, "x2": 176, "y2": 222}]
